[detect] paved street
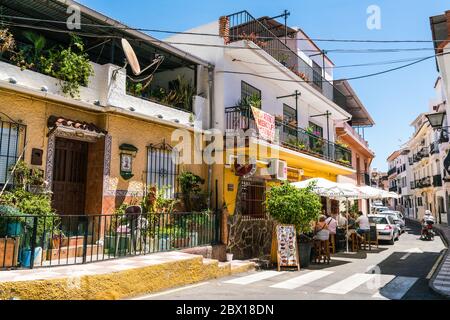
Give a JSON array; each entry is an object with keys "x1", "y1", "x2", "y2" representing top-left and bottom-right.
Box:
[{"x1": 136, "y1": 223, "x2": 448, "y2": 300}]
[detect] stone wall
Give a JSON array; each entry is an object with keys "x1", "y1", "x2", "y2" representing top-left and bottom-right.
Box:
[{"x1": 227, "y1": 214, "x2": 274, "y2": 260}]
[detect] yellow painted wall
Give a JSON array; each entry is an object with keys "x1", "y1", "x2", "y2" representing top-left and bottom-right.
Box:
[
  {"x1": 0, "y1": 89, "x2": 209, "y2": 213},
  {"x1": 104, "y1": 114, "x2": 206, "y2": 197},
  {"x1": 0, "y1": 89, "x2": 102, "y2": 173}
]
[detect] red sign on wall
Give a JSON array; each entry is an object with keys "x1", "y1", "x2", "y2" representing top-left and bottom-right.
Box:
[{"x1": 251, "y1": 107, "x2": 276, "y2": 142}]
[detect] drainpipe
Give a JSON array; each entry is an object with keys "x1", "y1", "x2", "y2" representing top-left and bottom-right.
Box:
[{"x1": 206, "y1": 64, "x2": 215, "y2": 210}]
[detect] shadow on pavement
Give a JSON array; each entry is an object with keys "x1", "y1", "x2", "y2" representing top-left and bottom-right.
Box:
[{"x1": 371, "y1": 251, "x2": 446, "y2": 300}]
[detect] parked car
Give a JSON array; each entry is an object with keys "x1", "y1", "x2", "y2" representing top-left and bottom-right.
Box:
[
  {"x1": 371, "y1": 206, "x2": 389, "y2": 214},
  {"x1": 369, "y1": 214, "x2": 400, "y2": 245},
  {"x1": 376, "y1": 210, "x2": 406, "y2": 233},
  {"x1": 373, "y1": 200, "x2": 384, "y2": 206}
]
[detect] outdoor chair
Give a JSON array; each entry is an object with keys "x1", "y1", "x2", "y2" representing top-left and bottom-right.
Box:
[
  {"x1": 124, "y1": 206, "x2": 145, "y2": 254},
  {"x1": 349, "y1": 232, "x2": 359, "y2": 252},
  {"x1": 313, "y1": 239, "x2": 330, "y2": 264},
  {"x1": 329, "y1": 234, "x2": 336, "y2": 254},
  {"x1": 369, "y1": 224, "x2": 379, "y2": 248},
  {"x1": 358, "y1": 231, "x2": 371, "y2": 251}
]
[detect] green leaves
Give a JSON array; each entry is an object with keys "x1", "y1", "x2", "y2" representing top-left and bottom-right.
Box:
[
  {"x1": 265, "y1": 182, "x2": 322, "y2": 234},
  {"x1": 41, "y1": 36, "x2": 94, "y2": 97}
]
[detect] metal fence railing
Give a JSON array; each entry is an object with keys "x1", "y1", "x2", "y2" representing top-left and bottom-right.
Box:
[{"x1": 0, "y1": 211, "x2": 220, "y2": 270}]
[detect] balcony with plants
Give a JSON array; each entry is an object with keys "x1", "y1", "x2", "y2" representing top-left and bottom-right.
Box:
[
  {"x1": 224, "y1": 10, "x2": 352, "y2": 112},
  {"x1": 0, "y1": 24, "x2": 205, "y2": 125},
  {"x1": 225, "y1": 102, "x2": 352, "y2": 168}
]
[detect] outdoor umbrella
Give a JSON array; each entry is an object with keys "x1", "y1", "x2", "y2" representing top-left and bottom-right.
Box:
[
  {"x1": 324, "y1": 183, "x2": 362, "y2": 253},
  {"x1": 291, "y1": 178, "x2": 340, "y2": 197},
  {"x1": 292, "y1": 179, "x2": 363, "y2": 253}
]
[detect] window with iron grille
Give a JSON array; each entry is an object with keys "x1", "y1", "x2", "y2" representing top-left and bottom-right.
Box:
[
  {"x1": 240, "y1": 178, "x2": 266, "y2": 219},
  {"x1": 0, "y1": 119, "x2": 26, "y2": 187},
  {"x1": 312, "y1": 61, "x2": 323, "y2": 89},
  {"x1": 241, "y1": 81, "x2": 261, "y2": 107},
  {"x1": 147, "y1": 143, "x2": 179, "y2": 199}
]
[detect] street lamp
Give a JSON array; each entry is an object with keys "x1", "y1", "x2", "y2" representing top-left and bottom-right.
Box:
[{"x1": 425, "y1": 112, "x2": 446, "y2": 129}]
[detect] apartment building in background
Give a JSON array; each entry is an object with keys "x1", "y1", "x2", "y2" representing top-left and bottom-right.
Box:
[{"x1": 168, "y1": 10, "x2": 375, "y2": 258}]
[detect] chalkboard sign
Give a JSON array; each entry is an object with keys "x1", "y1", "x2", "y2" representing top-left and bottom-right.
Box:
[{"x1": 271, "y1": 225, "x2": 300, "y2": 271}]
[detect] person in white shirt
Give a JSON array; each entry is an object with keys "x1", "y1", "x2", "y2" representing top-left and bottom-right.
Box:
[
  {"x1": 356, "y1": 211, "x2": 370, "y2": 237},
  {"x1": 337, "y1": 213, "x2": 348, "y2": 228}
]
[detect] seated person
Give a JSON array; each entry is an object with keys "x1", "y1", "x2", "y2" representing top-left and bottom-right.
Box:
[
  {"x1": 337, "y1": 212, "x2": 348, "y2": 228},
  {"x1": 314, "y1": 215, "x2": 330, "y2": 241},
  {"x1": 356, "y1": 211, "x2": 370, "y2": 238},
  {"x1": 325, "y1": 213, "x2": 337, "y2": 236}
]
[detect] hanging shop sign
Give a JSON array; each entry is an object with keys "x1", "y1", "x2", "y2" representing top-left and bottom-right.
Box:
[
  {"x1": 271, "y1": 224, "x2": 300, "y2": 271},
  {"x1": 251, "y1": 107, "x2": 276, "y2": 142},
  {"x1": 234, "y1": 162, "x2": 257, "y2": 179}
]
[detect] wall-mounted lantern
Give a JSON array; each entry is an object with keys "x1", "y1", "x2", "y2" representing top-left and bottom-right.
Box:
[{"x1": 119, "y1": 143, "x2": 138, "y2": 180}]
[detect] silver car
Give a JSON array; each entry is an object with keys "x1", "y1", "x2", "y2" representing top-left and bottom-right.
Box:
[
  {"x1": 376, "y1": 210, "x2": 406, "y2": 233},
  {"x1": 369, "y1": 215, "x2": 400, "y2": 244}
]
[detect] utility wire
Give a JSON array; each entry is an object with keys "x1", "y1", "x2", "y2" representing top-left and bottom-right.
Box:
[
  {"x1": 1, "y1": 21, "x2": 436, "y2": 54},
  {"x1": 218, "y1": 52, "x2": 450, "y2": 83},
  {"x1": 0, "y1": 14, "x2": 445, "y2": 43},
  {"x1": 1, "y1": 18, "x2": 446, "y2": 82}
]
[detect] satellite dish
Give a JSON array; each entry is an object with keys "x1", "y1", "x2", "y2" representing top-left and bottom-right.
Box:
[{"x1": 121, "y1": 38, "x2": 141, "y2": 76}]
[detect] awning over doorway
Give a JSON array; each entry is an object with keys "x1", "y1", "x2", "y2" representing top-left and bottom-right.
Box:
[{"x1": 47, "y1": 115, "x2": 107, "y2": 138}]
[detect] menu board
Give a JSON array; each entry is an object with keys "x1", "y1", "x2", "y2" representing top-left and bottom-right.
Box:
[{"x1": 272, "y1": 225, "x2": 300, "y2": 271}]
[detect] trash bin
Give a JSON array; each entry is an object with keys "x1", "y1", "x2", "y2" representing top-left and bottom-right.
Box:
[{"x1": 20, "y1": 247, "x2": 42, "y2": 267}]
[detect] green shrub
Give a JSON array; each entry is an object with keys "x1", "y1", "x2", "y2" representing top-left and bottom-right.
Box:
[{"x1": 265, "y1": 182, "x2": 322, "y2": 234}]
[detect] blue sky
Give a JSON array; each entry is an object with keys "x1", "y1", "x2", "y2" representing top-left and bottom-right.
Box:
[{"x1": 79, "y1": 0, "x2": 449, "y2": 171}]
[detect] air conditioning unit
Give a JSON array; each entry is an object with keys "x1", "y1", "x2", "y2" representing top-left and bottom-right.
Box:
[{"x1": 269, "y1": 159, "x2": 288, "y2": 181}]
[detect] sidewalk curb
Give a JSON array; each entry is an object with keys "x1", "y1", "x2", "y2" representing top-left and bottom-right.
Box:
[
  {"x1": 429, "y1": 249, "x2": 450, "y2": 299},
  {"x1": 405, "y1": 218, "x2": 450, "y2": 299}
]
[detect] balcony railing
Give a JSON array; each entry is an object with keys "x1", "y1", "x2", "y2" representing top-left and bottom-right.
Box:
[
  {"x1": 419, "y1": 147, "x2": 429, "y2": 159},
  {"x1": 416, "y1": 177, "x2": 432, "y2": 189},
  {"x1": 226, "y1": 10, "x2": 349, "y2": 110},
  {"x1": 430, "y1": 142, "x2": 440, "y2": 155},
  {"x1": 414, "y1": 153, "x2": 422, "y2": 163},
  {"x1": 389, "y1": 186, "x2": 398, "y2": 192},
  {"x1": 388, "y1": 167, "x2": 397, "y2": 177},
  {"x1": 225, "y1": 106, "x2": 352, "y2": 167},
  {"x1": 433, "y1": 174, "x2": 443, "y2": 187}
]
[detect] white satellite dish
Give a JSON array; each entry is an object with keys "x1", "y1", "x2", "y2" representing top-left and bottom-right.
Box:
[{"x1": 121, "y1": 38, "x2": 141, "y2": 76}]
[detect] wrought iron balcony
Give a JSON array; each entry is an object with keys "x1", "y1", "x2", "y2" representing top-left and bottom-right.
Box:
[
  {"x1": 418, "y1": 176, "x2": 432, "y2": 188},
  {"x1": 225, "y1": 106, "x2": 352, "y2": 167},
  {"x1": 430, "y1": 142, "x2": 440, "y2": 155},
  {"x1": 388, "y1": 167, "x2": 397, "y2": 177},
  {"x1": 440, "y1": 130, "x2": 449, "y2": 143},
  {"x1": 419, "y1": 147, "x2": 429, "y2": 159},
  {"x1": 389, "y1": 186, "x2": 398, "y2": 192},
  {"x1": 225, "y1": 10, "x2": 351, "y2": 111}
]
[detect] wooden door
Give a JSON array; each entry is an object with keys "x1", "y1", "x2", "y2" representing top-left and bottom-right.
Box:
[{"x1": 52, "y1": 138, "x2": 88, "y2": 216}]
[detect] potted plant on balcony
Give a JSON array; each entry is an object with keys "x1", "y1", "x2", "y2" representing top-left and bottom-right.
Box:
[
  {"x1": 277, "y1": 53, "x2": 290, "y2": 66},
  {"x1": 265, "y1": 182, "x2": 321, "y2": 268}
]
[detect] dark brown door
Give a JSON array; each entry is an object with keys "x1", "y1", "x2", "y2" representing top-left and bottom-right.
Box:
[{"x1": 52, "y1": 138, "x2": 88, "y2": 216}]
